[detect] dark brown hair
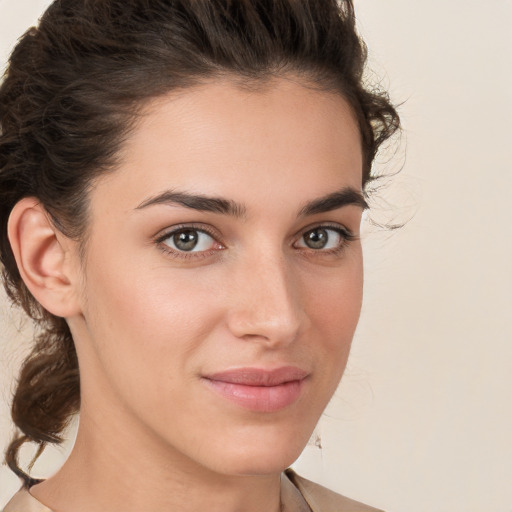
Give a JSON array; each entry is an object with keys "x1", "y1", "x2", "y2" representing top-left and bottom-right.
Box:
[{"x1": 0, "y1": 0, "x2": 399, "y2": 485}]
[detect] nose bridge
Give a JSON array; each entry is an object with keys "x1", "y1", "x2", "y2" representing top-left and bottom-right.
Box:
[{"x1": 226, "y1": 245, "x2": 305, "y2": 345}]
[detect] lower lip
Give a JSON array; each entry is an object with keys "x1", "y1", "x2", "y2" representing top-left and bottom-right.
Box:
[{"x1": 203, "y1": 378, "x2": 305, "y2": 412}]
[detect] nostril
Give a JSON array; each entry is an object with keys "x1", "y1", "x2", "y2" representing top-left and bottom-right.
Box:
[{"x1": 226, "y1": 305, "x2": 304, "y2": 348}]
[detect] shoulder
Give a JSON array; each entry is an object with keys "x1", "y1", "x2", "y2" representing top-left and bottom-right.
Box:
[
  {"x1": 285, "y1": 469, "x2": 385, "y2": 512},
  {"x1": 1, "y1": 486, "x2": 54, "y2": 512}
]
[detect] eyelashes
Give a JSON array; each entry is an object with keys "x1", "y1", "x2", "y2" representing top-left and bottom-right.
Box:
[
  {"x1": 155, "y1": 222, "x2": 358, "y2": 261},
  {"x1": 155, "y1": 224, "x2": 224, "y2": 260},
  {"x1": 296, "y1": 225, "x2": 357, "y2": 252},
  {"x1": 160, "y1": 227, "x2": 222, "y2": 253}
]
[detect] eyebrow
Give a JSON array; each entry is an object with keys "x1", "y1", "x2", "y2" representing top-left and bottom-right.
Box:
[
  {"x1": 135, "y1": 190, "x2": 247, "y2": 218},
  {"x1": 298, "y1": 187, "x2": 368, "y2": 216},
  {"x1": 135, "y1": 186, "x2": 367, "y2": 217}
]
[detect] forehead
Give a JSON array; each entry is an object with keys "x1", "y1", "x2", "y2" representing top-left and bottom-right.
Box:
[{"x1": 92, "y1": 78, "x2": 363, "y2": 215}]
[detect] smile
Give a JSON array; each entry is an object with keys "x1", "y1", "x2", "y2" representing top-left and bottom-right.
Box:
[{"x1": 202, "y1": 366, "x2": 308, "y2": 412}]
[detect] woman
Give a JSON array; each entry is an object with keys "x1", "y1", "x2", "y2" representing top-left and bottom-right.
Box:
[{"x1": 0, "y1": 1, "x2": 399, "y2": 511}]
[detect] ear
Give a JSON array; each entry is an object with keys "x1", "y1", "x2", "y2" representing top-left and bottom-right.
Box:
[{"x1": 7, "y1": 197, "x2": 82, "y2": 318}]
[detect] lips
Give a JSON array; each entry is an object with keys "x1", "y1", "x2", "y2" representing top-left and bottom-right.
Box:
[{"x1": 202, "y1": 366, "x2": 308, "y2": 412}]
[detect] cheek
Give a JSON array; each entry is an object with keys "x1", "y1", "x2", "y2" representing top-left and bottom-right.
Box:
[
  {"x1": 85, "y1": 262, "x2": 221, "y2": 356},
  {"x1": 77, "y1": 264, "x2": 225, "y2": 438},
  {"x1": 301, "y1": 252, "x2": 363, "y2": 379},
  {"x1": 79, "y1": 249, "x2": 220, "y2": 393},
  {"x1": 305, "y1": 254, "x2": 363, "y2": 335}
]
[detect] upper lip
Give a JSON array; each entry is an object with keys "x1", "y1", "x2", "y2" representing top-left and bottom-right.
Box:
[{"x1": 204, "y1": 366, "x2": 309, "y2": 387}]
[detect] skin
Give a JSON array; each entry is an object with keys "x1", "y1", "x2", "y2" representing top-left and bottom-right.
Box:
[{"x1": 25, "y1": 78, "x2": 365, "y2": 512}]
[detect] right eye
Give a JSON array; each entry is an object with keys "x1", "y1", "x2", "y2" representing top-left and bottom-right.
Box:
[{"x1": 158, "y1": 227, "x2": 223, "y2": 254}]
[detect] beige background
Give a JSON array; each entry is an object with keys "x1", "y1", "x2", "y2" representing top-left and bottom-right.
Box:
[{"x1": 1, "y1": 1, "x2": 511, "y2": 511}]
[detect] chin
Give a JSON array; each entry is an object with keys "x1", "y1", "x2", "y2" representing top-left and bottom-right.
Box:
[
  {"x1": 213, "y1": 453, "x2": 300, "y2": 477},
  {"x1": 201, "y1": 424, "x2": 312, "y2": 477}
]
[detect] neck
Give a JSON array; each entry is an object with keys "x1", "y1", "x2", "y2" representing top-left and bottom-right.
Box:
[{"x1": 30, "y1": 409, "x2": 282, "y2": 512}]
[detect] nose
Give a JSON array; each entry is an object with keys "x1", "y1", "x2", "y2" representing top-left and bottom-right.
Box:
[{"x1": 225, "y1": 250, "x2": 307, "y2": 348}]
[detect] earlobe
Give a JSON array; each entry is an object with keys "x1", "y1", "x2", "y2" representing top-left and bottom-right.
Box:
[{"x1": 7, "y1": 197, "x2": 82, "y2": 318}]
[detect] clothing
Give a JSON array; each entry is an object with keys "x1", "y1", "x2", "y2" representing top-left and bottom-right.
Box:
[{"x1": 1, "y1": 469, "x2": 383, "y2": 512}]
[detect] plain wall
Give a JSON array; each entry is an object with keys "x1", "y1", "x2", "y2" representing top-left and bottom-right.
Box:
[{"x1": 1, "y1": 1, "x2": 511, "y2": 511}]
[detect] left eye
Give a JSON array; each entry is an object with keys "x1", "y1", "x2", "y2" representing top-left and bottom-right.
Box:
[
  {"x1": 295, "y1": 227, "x2": 347, "y2": 250},
  {"x1": 162, "y1": 228, "x2": 217, "y2": 252}
]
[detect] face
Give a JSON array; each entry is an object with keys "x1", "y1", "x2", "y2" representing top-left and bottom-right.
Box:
[{"x1": 68, "y1": 78, "x2": 365, "y2": 477}]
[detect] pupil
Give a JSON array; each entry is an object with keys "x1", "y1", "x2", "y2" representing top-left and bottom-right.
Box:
[
  {"x1": 305, "y1": 228, "x2": 328, "y2": 249},
  {"x1": 174, "y1": 230, "x2": 198, "y2": 251}
]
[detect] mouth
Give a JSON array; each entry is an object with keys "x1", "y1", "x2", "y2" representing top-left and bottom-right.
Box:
[{"x1": 202, "y1": 366, "x2": 309, "y2": 413}]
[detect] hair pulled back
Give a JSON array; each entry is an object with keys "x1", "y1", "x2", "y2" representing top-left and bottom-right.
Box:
[{"x1": 0, "y1": 0, "x2": 399, "y2": 484}]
